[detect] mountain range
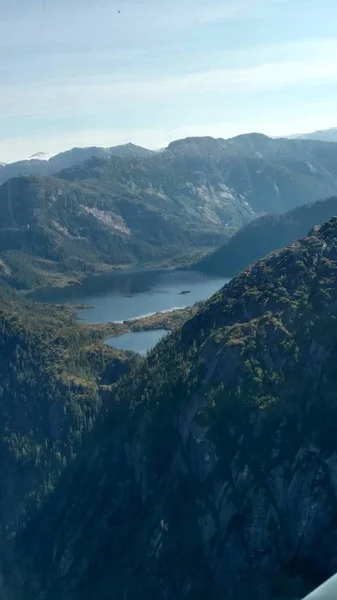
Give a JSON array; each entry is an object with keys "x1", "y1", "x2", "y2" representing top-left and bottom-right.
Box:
[
  {"x1": 2, "y1": 129, "x2": 337, "y2": 184},
  {"x1": 2, "y1": 134, "x2": 337, "y2": 290},
  {"x1": 4, "y1": 216, "x2": 337, "y2": 600}
]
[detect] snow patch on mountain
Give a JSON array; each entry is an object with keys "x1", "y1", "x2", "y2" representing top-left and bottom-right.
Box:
[
  {"x1": 306, "y1": 162, "x2": 317, "y2": 174},
  {"x1": 29, "y1": 152, "x2": 55, "y2": 161}
]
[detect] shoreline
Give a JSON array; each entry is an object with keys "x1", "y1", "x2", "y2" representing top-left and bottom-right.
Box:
[
  {"x1": 26, "y1": 247, "x2": 215, "y2": 298},
  {"x1": 81, "y1": 304, "x2": 200, "y2": 340}
]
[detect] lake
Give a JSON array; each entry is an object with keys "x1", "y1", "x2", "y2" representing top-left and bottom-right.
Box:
[
  {"x1": 31, "y1": 268, "x2": 229, "y2": 353},
  {"x1": 105, "y1": 329, "x2": 169, "y2": 356}
]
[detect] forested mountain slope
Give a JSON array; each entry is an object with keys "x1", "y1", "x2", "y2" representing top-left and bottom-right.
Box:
[
  {"x1": 6, "y1": 217, "x2": 337, "y2": 600},
  {"x1": 0, "y1": 175, "x2": 225, "y2": 289},
  {"x1": 0, "y1": 286, "x2": 139, "y2": 551},
  {"x1": 196, "y1": 195, "x2": 337, "y2": 277}
]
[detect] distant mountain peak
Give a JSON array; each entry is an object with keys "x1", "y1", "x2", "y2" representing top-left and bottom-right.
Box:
[
  {"x1": 166, "y1": 136, "x2": 228, "y2": 156},
  {"x1": 320, "y1": 126, "x2": 337, "y2": 133},
  {"x1": 287, "y1": 127, "x2": 337, "y2": 143},
  {"x1": 229, "y1": 132, "x2": 271, "y2": 141}
]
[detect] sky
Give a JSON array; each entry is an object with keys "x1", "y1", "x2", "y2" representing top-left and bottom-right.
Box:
[{"x1": 1, "y1": 0, "x2": 337, "y2": 162}]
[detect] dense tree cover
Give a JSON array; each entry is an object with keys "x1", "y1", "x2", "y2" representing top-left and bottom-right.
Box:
[
  {"x1": 0, "y1": 175, "x2": 226, "y2": 290},
  {"x1": 5, "y1": 218, "x2": 337, "y2": 600},
  {"x1": 0, "y1": 286, "x2": 139, "y2": 550},
  {"x1": 196, "y1": 195, "x2": 337, "y2": 277}
]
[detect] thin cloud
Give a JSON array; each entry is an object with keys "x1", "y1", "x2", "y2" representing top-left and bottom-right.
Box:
[
  {"x1": 1, "y1": 0, "x2": 336, "y2": 161},
  {"x1": 1, "y1": 41, "x2": 337, "y2": 121}
]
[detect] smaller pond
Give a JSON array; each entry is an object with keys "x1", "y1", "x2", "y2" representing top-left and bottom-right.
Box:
[{"x1": 105, "y1": 329, "x2": 169, "y2": 355}]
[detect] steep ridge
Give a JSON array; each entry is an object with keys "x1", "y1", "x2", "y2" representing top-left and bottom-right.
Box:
[
  {"x1": 196, "y1": 195, "x2": 337, "y2": 277},
  {"x1": 0, "y1": 286, "x2": 139, "y2": 552},
  {"x1": 6, "y1": 217, "x2": 337, "y2": 600}
]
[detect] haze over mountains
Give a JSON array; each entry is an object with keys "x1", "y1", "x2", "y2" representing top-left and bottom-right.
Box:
[
  {"x1": 1, "y1": 130, "x2": 337, "y2": 184},
  {"x1": 2, "y1": 133, "x2": 337, "y2": 290},
  {"x1": 0, "y1": 143, "x2": 154, "y2": 185},
  {"x1": 288, "y1": 127, "x2": 337, "y2": 143}
]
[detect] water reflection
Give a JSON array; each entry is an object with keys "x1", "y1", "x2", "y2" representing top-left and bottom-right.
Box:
[
  {"x1": 29, "y1": 267, "x2": 167, "y2": 303},
  {"x1": 29, "y1": 268, "x2": 229, "y2": 326}
]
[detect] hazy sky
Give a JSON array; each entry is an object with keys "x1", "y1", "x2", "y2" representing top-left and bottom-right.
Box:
[{"x1": 1, "y1": 0, "x2": 337, "y2": 161}]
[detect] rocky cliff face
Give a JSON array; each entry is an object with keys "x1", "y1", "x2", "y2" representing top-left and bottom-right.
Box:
[
  {"x1": 60, "y1": 133, "x2": 337, "y2": 218},
  {"x1": 5, "y1": 219, "x2": 337, "y2": 600}
]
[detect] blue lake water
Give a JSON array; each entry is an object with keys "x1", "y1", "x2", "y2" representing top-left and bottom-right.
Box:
[
  {"x1": 31, "y1": 268, "x2": 229, "y2": 353},
  {"x1": 105, "y1": 329, "x2": 169, "y2": 356}
]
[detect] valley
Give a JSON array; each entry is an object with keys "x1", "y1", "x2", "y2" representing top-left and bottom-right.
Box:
[
  {"x1": 31, "y1": 267, "x2": 229, "y2": 353},
  {"x1": 4, "y1": 0, "x2": 337, "y2": 596},
  {"x1": 5, "y1": 216, "x2": 337, "y2": 600},
  {"x1": 2, "y1": 133, "x2": 337, "y2": 600}
]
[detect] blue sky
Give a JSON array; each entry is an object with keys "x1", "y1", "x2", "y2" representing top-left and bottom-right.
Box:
[{"x1": 1, "y1": 0, "x2": 337, "y2": 161}]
